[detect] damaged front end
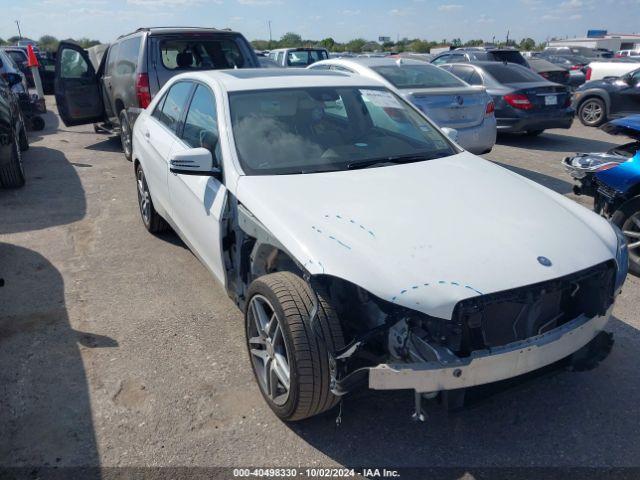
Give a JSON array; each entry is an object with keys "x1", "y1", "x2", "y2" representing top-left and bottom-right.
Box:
[{"x1": 317, "y1": 261, "x2": 617, "y2": 418}]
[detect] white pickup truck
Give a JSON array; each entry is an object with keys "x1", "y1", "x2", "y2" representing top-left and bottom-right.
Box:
[{"x1": 587, "y1": 61, "x2": 640, "y2": 81}]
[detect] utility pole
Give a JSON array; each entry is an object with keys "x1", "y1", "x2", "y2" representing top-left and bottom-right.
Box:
[
  {"x1": 268, "y1": 20, "x2": 272, "y2": 49},
  {"x1": 15, "y1": 20, "x2": 22, "y2": 39},
  {"x1": 506, "y1": 29, "x2": 510, "y2": 45}
]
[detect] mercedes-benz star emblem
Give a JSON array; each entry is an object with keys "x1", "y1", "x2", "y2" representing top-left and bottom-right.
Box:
[{"x1": 537, "y1": 256, "x2": 552, "y2": 267}]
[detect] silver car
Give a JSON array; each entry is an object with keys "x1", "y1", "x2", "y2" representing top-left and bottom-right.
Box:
[{"x1": 308, "y1": 57, "x2": 497, "y2": 154}]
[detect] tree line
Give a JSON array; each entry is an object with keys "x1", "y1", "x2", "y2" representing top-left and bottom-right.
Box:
[
  {"x1": 251, "y1": 32, "x2": 545, "y2": 53},
  {"x1": 0, "y1": 35, "x2": 101, "y2": 51}
]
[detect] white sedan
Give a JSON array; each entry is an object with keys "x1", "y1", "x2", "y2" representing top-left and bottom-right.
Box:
[{"x1": 132, "y1": 69, "x2": 627, "y2": 421}]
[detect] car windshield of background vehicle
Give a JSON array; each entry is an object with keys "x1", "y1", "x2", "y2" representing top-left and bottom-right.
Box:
[
  {"x1": 286, "y1": 50, "x2": 328, "y2": 66},
  {"x1": 372, "y1": 64, "x2": 467, "y2": 89},
  {"x1": 160, "y1": 38, "x2": 245, "y2": 70},
  {"x1": 483, "y1": 64, "x2": 544, "y2": 83},
  {"x1": 6, "y1": 51, "x2": 27, "y2": 68},
  {"x1": 487, "y1": 51, "x2": 528, "y2": 66},
  {"x1": 229, "y1": 86, "x2": 456, "y2": 175}
]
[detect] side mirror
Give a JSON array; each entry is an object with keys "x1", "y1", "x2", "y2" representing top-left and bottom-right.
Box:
[
  {"x1": 441, "y1": 127, "x2": 459, "y2": 143},
  {"x1": 5, "y1": 72, "x2": 22, "y2": 87},
  {"x1": 169, "y1": 148, "x2": 221, "y2": 178},
  {"x1": 199, "y1": 130, "x2": 220, "y2": 169}
]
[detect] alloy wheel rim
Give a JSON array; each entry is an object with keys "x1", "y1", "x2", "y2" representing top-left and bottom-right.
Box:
[
  {"x1": 582, "y1": 101, "x2": 603, "y2": 124},
  {"x1": 136, "y1": 169, "x2": 150, "y2": 224},
  {"x1": 246, "y1": 295, "x2": 291, "y2": 406},
  {"x1": 623, "y1": 213, "x2": 640, "y2": 259}
]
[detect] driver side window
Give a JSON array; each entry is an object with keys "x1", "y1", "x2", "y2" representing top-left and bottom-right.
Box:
[{"x1": 181, "y1": 84, "x2": 220, "y2": 165}]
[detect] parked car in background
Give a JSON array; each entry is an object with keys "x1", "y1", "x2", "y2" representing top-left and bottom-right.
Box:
[
  {"x1": 585, "y1": 60, "x2": 640, "y2": 82},
  {"x1": 528, "y1": 57, "x2": 571, "y2": 87},
  {"x1": 565, "y1": 115, "x2": 640, "y2": 276},
  {"x1": 0, "y1": 73, "x2": 29, "y2": 188},
  {"x1": 431, "y1": 47, "x2": 530, "y2": 68},
  {"x1": 544, "y1": 46, "x2": 613, "y2": 59},
  {"x1": 573, "y1": 67, "x2": 640, "y2": 127},
  {"x1": 54, "y1": 27, "x2": 259, "y2": 160},
  {"x1": 268, "y1": 48, "x2": 328, "y2": 67},
  {"x1": 132, "y1": 68, "x2": 626, "y2": 421},
  {"x1": 1, "y1": 47, "x2": 35, "y2": 88},
  {"x1": 441, "y1": 61, "x2": 574, "y2": 136},
  {"x1": 615, "y1": 50, "x2": 640, "y2": 58},
  {"x1": 0, "y1": 50, "x2": 29, "y2": 95},
  {"x1": 537, "y1": 53, "x2": 589, "y2": 87},
  {"x1": 308, "y1": 57, "x2": 496, "y2": 153},
  {"x1": 258, "y1": 56, "x2": 279, "y2": 68}
]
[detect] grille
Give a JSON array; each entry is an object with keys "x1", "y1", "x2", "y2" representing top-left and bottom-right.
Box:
[{"x1": 453, "y1": 261, "x2": 615, "y2": 354}]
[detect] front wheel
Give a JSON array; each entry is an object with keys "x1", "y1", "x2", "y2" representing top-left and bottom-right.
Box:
[
  {"x1": 245, "y1": 272, "x2": 345, "y2": 421},
  {"x1": 119, "y1": 110, "x2": 133, "y2": 161},
  {"x1": 612, "y1": 197, "x2": 640, "y2": 277},
  {"x1": 135, "y1": 165, "x2": 168, "y2": 233},
  {"x1": 578, "y1": 98, "x2": 606, "y2": 127}
]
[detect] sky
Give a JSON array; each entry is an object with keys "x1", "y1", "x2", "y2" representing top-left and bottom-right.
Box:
[{"x1": 1, "y1": 0, "x2": 639, "y2": 44}]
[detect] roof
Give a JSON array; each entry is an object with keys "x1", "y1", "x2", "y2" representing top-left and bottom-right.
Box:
[
  {"x1": 174, "y1": 68, "x2": 383, "y2": 92},
  {"x1": 117, "y1": 26, "x2": 240, "y2": 40}
]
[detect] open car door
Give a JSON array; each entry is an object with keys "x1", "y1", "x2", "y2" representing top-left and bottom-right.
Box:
[{"x1": 55, "y1": 42, "x2": 105, "y2": 127}]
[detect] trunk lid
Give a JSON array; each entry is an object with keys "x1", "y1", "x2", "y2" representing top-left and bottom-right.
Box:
[
  {"x1": 506, "y1": 82, "x2": 570, "y2": 110},
  {"x1": 405, "y1": 87, "x2": 488, "y2": 129}
]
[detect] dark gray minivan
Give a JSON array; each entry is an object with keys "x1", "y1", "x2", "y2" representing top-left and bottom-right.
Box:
[{"x1": 55, "y1": 27, "x2": 259, "y2": 160}]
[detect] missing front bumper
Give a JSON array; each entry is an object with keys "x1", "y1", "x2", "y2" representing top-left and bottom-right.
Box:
[{"x1": 369, "y1": 310, "x2": 611, "y2": 393}]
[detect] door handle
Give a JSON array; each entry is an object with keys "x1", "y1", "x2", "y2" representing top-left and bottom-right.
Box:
[{"x1": 144, "y1": 131, "x2": 150, "y2": 140}]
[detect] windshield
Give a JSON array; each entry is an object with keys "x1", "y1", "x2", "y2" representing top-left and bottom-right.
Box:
[
  {"x1": 286, "y1": 50, "x2": 328, "y2": 67},
  {"x1": 483, "y1": 63, "x2": 544, "y2": 83},
  {"x1": 229, "y1": 87, "x2": 456, "y2": 175},
  {"x1": 371, "y1": 64, "x2": 466, "y2": 89}
]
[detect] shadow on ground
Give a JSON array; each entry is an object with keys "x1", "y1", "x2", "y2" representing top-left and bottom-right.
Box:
[
  {"x1": 287, "y1": 317, "x2": 640, "y2": 469},
  {"x1": 493, "y1": 161, "x2": 574, "y2": 194},
  {"x1": 497, "y1": 131, "x2": 619, "y2": 153},
  {"x1": 85, "y1": 136, "x2": 123, "y2": 154},
  {"x1": 0, "y1": 243, "x2": 115, "y2": 477},
  {"x1": 0, "y1": 146, "x2": 86, "y2": 235}
]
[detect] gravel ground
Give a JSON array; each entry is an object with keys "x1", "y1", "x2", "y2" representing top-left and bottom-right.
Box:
[{"x1": 1, "y1": 98, "x2": 639, "y2": 471}]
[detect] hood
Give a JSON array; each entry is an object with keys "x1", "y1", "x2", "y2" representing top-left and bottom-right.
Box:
[
  {"x1": 236, "y1": 152, "x2": 617, "y2": 319},
  {"x1": 601, "y1": 115, "x2": 640, "y2": 141}
]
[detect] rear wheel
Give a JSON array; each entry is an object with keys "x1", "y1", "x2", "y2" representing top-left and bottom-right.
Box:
[
  {"x1": 578, "y1": 98, "x2": 606, "y2": 127},
  {"x1": 135, "y1": 164, "x2": 168, "y2": 233},
  {"x1": 612, "y1": 197, "x2": 640, "y2": 277},
  {"x1": 0, "y1": 132, "x2": 25, "y2": 188},
  {"x1": 525, "y1": 129, "x2": 544, "y2": 136},
  {"x1": 119, "y1": 110, "x2": 133, "y2": 161},
  {"x1": 245, "y1": 272, "x2": 345, "y2": 421}
]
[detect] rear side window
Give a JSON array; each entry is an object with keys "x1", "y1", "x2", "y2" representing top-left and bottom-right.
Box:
[
  {"x1": 182, "y1": 85, "x2": 218, "y2": 153},
  {"x1": 115, "y1": 37, "x2": 141, "y2": 75},
  {"x1": 153, "y1": 82, "x2": 193, "y2": 132},
  {"x1": 483, "y1": 64, "x2": 543, "y2": 83},
  {"x1": 372, "y1": 64, "x2": 465, "y2": 89},
  {"x1": 159, "y1": 37, "x2": 246, "y2": 70}
]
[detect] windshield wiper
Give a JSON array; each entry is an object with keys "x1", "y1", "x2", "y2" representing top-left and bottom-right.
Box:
[{"x1": 347, "y1": 152, "x2": 450, "y2": 170}]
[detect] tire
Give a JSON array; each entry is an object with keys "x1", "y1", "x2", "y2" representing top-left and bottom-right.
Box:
[
  {"x1": 0, "y1": 132, "x2": 25, "y2": 188},
  {"x1": 30, "y1": 116, "x2": 45, "y2": 131},
  {"x1": 245, "y1": 272, "x2": 345, "y2": 421},
  {"x1": 578, "y1": 97, "x2": 607, "y2": 127},
  {"x1": 525, "y1": 129, "x2": 544, "y2": 136},
  {"x1": 135, "y1": 164, "x2": 168, "y2": 233},
  {"x1": 18, "y1": 122, "x2": 29, "y2": 152},
  {"x1": 612, "y1": 197, "x2": 640, "y2": 277},
  {"x1": 119, "y1": 110, "x2": 133, "y2": 161}
]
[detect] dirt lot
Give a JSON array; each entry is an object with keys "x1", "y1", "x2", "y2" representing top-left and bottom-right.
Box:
[{"x1": 1, "y1": 98, "x2": 640, "y2": 470}]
